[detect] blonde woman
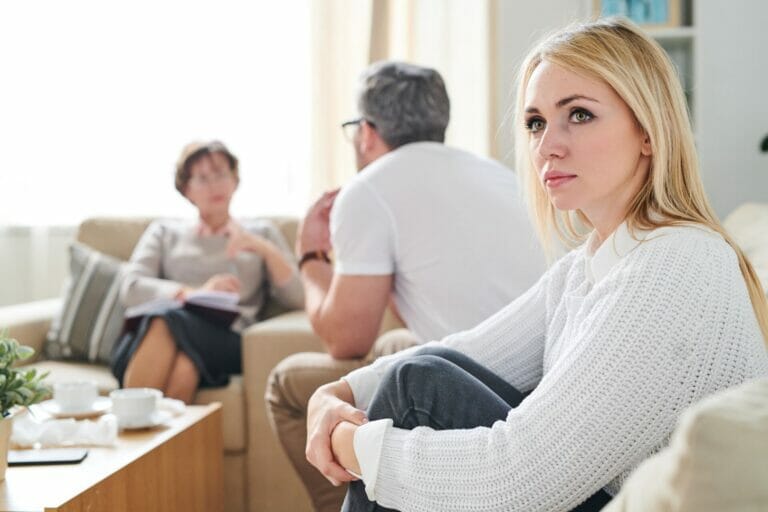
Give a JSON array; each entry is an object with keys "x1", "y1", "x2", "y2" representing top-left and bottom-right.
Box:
[
  {"x1": 111, "y1": 141, "x2": 303, "y2": 404},
  {"x1": 303, "y1": 18, "x2": 768, "y2": 512}
]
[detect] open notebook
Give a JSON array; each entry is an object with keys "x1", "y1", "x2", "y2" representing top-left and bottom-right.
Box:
[{"x1": 124, "y1": 290, "x2": 240, "y2": 330}]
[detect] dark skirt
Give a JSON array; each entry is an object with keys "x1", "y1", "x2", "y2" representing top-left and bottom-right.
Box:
[{"x1": 110, "y1": 307, "x2": 241, "y2": 388}]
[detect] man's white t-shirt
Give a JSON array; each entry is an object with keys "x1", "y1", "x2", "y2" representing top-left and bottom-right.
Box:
[{"x1": 330, "y1": 142, "x2": 545, "y2": 342}]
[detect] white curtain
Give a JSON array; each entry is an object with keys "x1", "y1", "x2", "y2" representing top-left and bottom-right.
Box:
[{"x1": 0, "y1": 0, "x2": 312, "y2": 226}]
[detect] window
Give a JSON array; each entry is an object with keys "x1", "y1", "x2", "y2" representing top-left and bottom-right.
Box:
[{"x1": 0, "y1": 1, "x2": 311, "y2": 225}]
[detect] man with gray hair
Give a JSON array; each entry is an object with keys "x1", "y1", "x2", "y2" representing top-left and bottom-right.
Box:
[{"x1": 266, "y1": 61, "x2": 544, "y2": 511}]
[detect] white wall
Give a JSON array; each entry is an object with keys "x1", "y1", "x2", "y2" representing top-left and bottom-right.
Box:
[
  {"x1": 492, "y1": 1, "x2": 590, "y2": 168},
  {"x1": 695, "y1": 0, "x2": 768, "y2": 217}
]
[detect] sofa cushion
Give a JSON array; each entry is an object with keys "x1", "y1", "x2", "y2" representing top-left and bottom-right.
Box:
[
  {"x1": 195, "y1": 376, "x2": 246, "y2": 452},
  {"x1": 76, "y1": 218, "x2": 154, "y2": 261},
  {"x1": 603, "y1": 378, "x2": 768, "y2": 512},
  {"x1": 24, "y1": 360, "x2": 119, "y2": 395},
  {"x1": 45, "y1": 243, "x2": 126, "y2": 365},
  {"x1": 724, "y1": 202, "x2": 768, "y2": 295}
]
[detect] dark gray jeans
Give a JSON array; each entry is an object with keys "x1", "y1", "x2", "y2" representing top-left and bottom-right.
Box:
[{"x1": 341, "y1": 346, "x2": 612, "y2": 512}]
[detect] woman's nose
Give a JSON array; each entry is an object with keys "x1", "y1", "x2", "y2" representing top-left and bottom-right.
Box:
[{"x1": 536, "y1": 124, "x2": 568, "y2": 160}]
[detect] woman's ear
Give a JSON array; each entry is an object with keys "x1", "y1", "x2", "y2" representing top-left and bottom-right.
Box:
[{"x1": 641, "y1": 134, "x2": 652, "y2": 156}]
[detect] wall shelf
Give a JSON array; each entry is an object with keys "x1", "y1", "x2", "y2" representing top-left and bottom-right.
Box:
[{"x1": 646, "y1": 26, "x2": 696, "y2": 41}]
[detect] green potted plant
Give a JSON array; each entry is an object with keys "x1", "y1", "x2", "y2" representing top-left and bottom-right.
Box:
[{"x1": 0, "y1": 330, "x2": 50, "y2": 480}]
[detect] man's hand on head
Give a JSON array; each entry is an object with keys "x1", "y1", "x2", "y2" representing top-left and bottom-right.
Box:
[{"x1": 297, "y1": 188, "x2": 340, "y2": 256}]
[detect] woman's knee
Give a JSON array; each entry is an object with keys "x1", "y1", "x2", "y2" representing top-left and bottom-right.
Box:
[
  {"x1": 136, "y1": 317, "x2": 175, "y2": 352},
  {"x1": 173, "y1": 352, "x2": 199, "y2": 380},
  {"x1": 370, "y1": 355, "x2": 470, "y2": 425},
  {"x1": 145, "y1": 316, "x2": 171, "y2": 338},
  {"x1": 381, "y1": 355, "x2": 458, "y2": 398},
  {"x1": 411, "y1": 345, "x2": 469, "y2": 366}
]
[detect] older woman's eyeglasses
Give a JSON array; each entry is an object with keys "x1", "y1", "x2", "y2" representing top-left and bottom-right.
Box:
[
  {"x1": 188, "y1": 168, "x2": 233, "y2": 188},
  {"x1": 341, "y1": 118, "x2": 375, "y2": 142}
]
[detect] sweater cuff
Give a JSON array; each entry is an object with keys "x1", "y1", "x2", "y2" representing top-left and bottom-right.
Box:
[
  {"x1": 342, "y1": 366, "x2": 380, "y2": 410},
  {"x1": 365, "y1": 425, "x2": 411, "y2": 509},
  {"x1": 157, "y1": 280, "x2": 186, "y2": 300},
  {"x1": 353, "y1": 418, "x2": 392, "y2": 501}
]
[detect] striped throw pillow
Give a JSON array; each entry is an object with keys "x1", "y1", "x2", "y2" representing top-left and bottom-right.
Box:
[{"x1": 45, "y1": 243, "x2": 126, "y2": 364}]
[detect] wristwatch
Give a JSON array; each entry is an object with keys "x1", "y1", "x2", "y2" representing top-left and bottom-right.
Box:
[{"x1": 298, "y1": 250, "x2": 331, "y2": 270}]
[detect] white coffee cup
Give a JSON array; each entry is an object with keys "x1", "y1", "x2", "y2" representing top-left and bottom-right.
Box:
[
  {"x1": 53, "y1": 380, "x2": 98, "y2": 412},
  {"x1": 109, "y1": 388, "x2": 162, "y2": 423}
]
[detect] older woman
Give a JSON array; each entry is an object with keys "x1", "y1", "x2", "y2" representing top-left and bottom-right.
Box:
[
  {"x1": 111, "y1": 141, "x2": 303, "y2": 403},
  {"x1": 305, "y1": 18, "x2": 768, "y2": 512}
]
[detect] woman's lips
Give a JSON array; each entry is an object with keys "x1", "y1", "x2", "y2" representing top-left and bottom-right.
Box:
[{"x1": 545, "y1": 175, "x2": 576, "y2": 188}]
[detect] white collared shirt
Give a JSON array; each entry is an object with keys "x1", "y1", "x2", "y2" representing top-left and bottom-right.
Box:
[{"x1": 342, "y1": 222, "x2": 768, "y2": 511}]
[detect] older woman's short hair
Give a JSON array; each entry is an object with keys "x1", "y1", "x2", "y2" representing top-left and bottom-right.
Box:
[
  {"x1": 358, "y1": 61, "x2": 450, "y2": 149},
  {"x1": 174, "y1": 140, "x2": 239, "y2": 195}
]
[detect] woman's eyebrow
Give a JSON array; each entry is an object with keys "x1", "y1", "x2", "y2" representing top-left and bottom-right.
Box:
[
  {"x1": 556, "y1": 94, "x2": 599, "y2": 107},
  {"x1": 525, "y1": 94, "x2": 600, "y2": 114}
]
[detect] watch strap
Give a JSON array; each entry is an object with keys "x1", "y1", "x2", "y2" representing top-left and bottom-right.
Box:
[{"x1": 298, "y1": 250, "x2": 331, "y2": 270}]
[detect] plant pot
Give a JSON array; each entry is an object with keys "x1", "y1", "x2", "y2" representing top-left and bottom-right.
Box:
[{"x1": 0, "y1": 415, "x2": 13, "y2": 481}]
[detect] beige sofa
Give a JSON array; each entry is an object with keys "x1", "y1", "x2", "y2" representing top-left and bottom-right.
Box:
[{"x1": 0, "y1": 217, "x2": 392, "y2": 512}]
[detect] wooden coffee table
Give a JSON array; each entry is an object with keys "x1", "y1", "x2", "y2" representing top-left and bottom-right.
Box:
[{"x1": 0, "y1": 403, "x2": 224, "y2": 512}]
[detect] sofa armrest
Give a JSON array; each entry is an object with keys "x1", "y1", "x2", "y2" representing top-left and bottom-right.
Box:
[
  {"x1": 0, "y1": 298, "x2": 61, "y2": 363},
  {"x1": 242, "y1": 310, "x2": 323, "y2": 512}
]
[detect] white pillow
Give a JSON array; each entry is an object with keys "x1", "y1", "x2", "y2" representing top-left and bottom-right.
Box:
[
  {"x1": 724, "y1": 203, "x2": 768, "y2": 296},
  {"x1": 602, "y1": 378, "x2": 768, "y2": 512}
]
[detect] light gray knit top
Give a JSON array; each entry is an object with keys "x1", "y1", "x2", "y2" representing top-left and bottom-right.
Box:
[{"x1": 119, "y1": 219, "x2": 304, "y2": 332}]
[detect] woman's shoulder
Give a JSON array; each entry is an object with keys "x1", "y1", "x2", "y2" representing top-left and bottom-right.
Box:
[
  {"x1": 642, "y1": 223, "x2": 732, "y2": 257},
  {"x1": 629, "y1": 223, "x2": 739, "y2": 279}
]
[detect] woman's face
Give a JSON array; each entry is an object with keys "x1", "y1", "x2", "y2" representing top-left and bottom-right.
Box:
[
  {"x1": 183, "y1": 152, "x2": 238, "y2": 216},
  {"x1": 523, "y1": 61, "x2": 651, "y2": 228}
]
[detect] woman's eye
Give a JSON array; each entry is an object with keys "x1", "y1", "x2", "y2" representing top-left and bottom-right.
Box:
[
  {"x1": 570, "y1": 108, "x2": 594, "y2": 123},
  {"x1": 525, "y1": 118, "x2": 546, "y2": 133}
]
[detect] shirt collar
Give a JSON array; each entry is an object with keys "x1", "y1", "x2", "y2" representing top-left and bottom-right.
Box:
[
  {"x1": 585, "y1": 222, "x2": 651, "y2": 284},
  {"x1": 196, "y1": 218, "x2": 233, "y2": 237}
]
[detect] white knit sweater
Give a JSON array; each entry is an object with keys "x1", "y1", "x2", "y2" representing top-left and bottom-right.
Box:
[{"x1": 343, "y1": 223, "x2": 768, "y2": 512}]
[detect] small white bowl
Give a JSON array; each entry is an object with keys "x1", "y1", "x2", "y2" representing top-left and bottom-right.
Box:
[
  {"x1": 53, "y1": 380, "x2": 98, "y2": 413},
  {"x1": 109, "y1": 388, "x2": 162, "y2": 423}
]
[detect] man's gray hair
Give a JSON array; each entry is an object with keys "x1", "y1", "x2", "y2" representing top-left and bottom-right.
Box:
[{"x1": 358, "y1": 61, "x2": 450, "y2": 149}]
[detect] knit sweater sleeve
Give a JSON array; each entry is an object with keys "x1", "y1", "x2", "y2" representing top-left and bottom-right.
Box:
[
  {"x1": 119, "y1": 221, "x2": 182, "y2": 307},
  {"x1": 257, "y1": 221, "x2": 305, "y2": 310},
  {"x1": 366, "y1": 234, "x2": 757, "y2": 512}
]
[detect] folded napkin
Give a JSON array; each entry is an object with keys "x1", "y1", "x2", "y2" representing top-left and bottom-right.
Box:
[
  {"x1": 10, "y1": 397, "x2": 186, "y2": 448},
  {"x1": 11, "y1": 409, "x2": 118, "y2": 448}
]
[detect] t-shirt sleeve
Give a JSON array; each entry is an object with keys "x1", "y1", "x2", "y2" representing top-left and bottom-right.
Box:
[{"x1": 330, "y1": 181, "x2": 396, "y2": 275}]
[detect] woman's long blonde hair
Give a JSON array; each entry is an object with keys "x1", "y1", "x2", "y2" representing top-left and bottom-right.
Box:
[{"x1": 513, "y1": 17, "x2": 768, "y2": 345}]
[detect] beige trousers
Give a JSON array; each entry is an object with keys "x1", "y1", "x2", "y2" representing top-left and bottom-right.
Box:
[{"x1": 265, "y1": 328, "x2": 420, "y2": 512}]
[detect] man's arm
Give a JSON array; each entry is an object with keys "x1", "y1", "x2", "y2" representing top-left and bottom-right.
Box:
[
  {"x1": 297, "y1": 189, "x2": 395, "y2": 359},
  {"x1": 301, "y1": 261, "x2": 392, "y2": 359}
]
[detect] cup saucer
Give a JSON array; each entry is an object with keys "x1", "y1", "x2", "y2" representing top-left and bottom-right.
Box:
[
  {"x1": 117, "y1": 410, "x2": 172, "y2": 430},
  {"x1": 39, "y1": 396, "x2": 112, "y2": 419}
]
